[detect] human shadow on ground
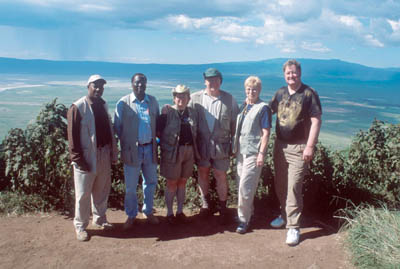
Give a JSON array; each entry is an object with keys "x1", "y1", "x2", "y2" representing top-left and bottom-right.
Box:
[
  {"x1": 88, "y1": 203, "x2": 339, "y2": 242},
  {"x1": 88, "y1": 208, "x2": 239, "y2": 241}
]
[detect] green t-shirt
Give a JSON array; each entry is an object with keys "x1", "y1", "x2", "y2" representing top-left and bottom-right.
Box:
[{"x1": 270, "y1": 83, "x2": 322, "y2": 143}]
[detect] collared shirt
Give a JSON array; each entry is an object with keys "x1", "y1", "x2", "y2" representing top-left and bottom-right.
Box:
[
  {"x1": 114, "y1": 93, "x2": 154, "y2": 145},
  {"x1": 201, "y1": 90, "x2": 222, "y2": 132}
]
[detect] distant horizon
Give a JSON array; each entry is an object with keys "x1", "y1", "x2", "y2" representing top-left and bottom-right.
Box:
[{"x1": 1, "y1": 56, "x2": 399, "y2": 70}]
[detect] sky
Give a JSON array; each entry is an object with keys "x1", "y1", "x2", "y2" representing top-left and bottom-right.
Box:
[{"x1": 0, "y1": 0, "x2": 400, "y2": 67}]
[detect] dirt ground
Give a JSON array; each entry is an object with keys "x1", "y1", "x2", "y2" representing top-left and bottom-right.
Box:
[{"x1": 0, "y1": 208, "x2": 353, "y2": 269}]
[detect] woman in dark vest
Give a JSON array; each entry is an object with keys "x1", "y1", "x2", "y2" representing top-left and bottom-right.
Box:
[{"x1": 157, "y1": 85, "x2": 200, "y2": 224}]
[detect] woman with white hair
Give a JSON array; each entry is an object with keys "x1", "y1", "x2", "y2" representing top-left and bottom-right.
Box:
[{"x1": 233, "y1": 76, "x2": 272, "y2": 234}]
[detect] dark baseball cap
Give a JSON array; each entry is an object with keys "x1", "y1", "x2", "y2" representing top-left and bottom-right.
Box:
[{"x1": 203, "y1": 68, "x2": 223, "y2": 83}]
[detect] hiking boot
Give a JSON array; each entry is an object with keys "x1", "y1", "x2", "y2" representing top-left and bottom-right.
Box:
[
  {"x1": 76, "y1": 230, "x2": 89, "y2": 241},
  {"x1": 270, "y1": 216, "x2": 286, "y2": 228},
  {"x1": 236, "y1": 222, "x2": 248, "y2": 234},
  {"x1": 123, "y1": 217, "x2": 136, "y2": 231},
  {"x1": 286, "y1": 228, "x2": 300, "y2": 246},
  {"x1": 175, "y1": 212, "x2": 191, "y2": 224},
  {"x1": 218, "y1": 210, "x2": 230, "y2": 225},
  {"x1": 166, "y1": 215, "x2": 176, "y2": 225},
  {"x1": 92, "y1": 221, "x2": 114, "y2": 230},
  {"x1": 198, "y1": 208, "x2": 211, "y2": 219},
  {"x1": 144, "y1": 213, "x2": 160, "y2": 225}
]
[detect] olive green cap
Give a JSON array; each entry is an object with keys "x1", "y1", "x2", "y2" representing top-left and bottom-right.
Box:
[{"x1": 203, "y1": 68, "x2": 223, "y2": 83}]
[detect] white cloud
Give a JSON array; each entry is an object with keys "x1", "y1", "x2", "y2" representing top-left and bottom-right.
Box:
[
  {"x1": 301, "y1": 42, "x2": 331, "y2": 52},
  {"x1": 364, "y1": 34, "x2": 384, "y2": 47},
  {"x1": 388, "y1": 19, "x2": 400, "y2": 31},
  {"x1": 1, "y1": 0, "x2": 400, "y2": 63},
  {"x1": 77, "y1": 3, "x2": 113, "y2": 12},
  {"x1": 220, "y1": 36, "x2": 245, "y2": 43},
  {"x1": 167, "y1": 14, "x2": 213, "y2": 30},
  {"x1": 337, "y1": 15, "x2": 363, "y2": 30}
]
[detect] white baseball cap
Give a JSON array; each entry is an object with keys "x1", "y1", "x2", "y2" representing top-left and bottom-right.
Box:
[{"x1": 87, "y1": 74, "x2": 107, "y2": 86}]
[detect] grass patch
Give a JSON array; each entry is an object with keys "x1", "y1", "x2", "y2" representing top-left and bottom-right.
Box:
[
  {"x1": 339, "y1": 204, "x2": 400, "y2": 268},
  {"x1": 0, "y1": 191, "x2": 53, "y2": 216}
]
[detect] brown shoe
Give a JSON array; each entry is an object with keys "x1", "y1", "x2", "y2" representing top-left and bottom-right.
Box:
[
  {"x1": 144, "y1": 213, "x2": 159, "y2": 225},
  {"x1": 76, "y1": 230, "x2": 89, "y2": 241},
  {"x1": 123, "y1": 217, "x2": 136, "y2": 230}
]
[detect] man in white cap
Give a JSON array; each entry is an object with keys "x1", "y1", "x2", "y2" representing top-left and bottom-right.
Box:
[{"x1": 67, "y1": 74, "x2": 118, "y2": 241}]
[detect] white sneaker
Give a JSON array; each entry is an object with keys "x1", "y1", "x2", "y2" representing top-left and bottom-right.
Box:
[
  {"x1": 270, "y1": 216, "x2": 286, "y2": 228},
  {"x1": 286, "y1": 228, "x2": 300, "y2": 246},
  {"x1": 76, "y1": 230, "x2": 89, "y2": 241}
]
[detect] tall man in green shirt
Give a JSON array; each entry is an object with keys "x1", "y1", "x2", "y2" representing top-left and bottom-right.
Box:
[{"x1": 269, "y1": 59, "x2": 322, "y2": 246}]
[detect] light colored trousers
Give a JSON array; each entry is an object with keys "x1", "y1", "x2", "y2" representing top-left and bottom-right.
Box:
[
  {"x1": 236, "y1": 153, "x2": 263, "y2": 224},
  {"x1": 273, "y1": 139, "x2": 307, "y2": 229},
  {"x1": 73, "y1": 146, "x2": 111, "y2": 232}
]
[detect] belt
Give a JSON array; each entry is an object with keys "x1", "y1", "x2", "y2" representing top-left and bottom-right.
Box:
[
  {"x1": 97, "y1": 144, "x2": 110, "y2": 149},
  {"x1": 139, "y1": 141, "x2": 152, "y2": 146},
  {"x1": 179, "y1": 143, "x2": 192, "y2": 146}
]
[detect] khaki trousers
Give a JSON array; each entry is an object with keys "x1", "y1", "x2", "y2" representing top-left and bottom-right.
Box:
[
  {"x1": 73, "y1": 146, "x2": 111, "y2": 232},
  {"x1": 236, "y1": 153, "x2": 263, "y2": 224},
  {"x1": 273, "y1": 139, "x2": 307, "y2": 229}
]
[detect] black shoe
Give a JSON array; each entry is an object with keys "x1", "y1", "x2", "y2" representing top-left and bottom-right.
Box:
[
  {"x1": 166, "y1": 214, "x2": 176, "y2": 225},
  {"x1": 218, "y1": 211, "x2": 230, "y2": 225},
  {"x1": 175, "y1": 212, "x2": 191, "y2": 224},
  {"x1": 199, "y1": 208, "x2": 211, "y2": 219}
]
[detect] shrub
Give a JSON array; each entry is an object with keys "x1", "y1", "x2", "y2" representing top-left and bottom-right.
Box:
[
  {"x1": 346, "y1": 120, "x2": 400, "y2": 206},
  {"x1": 0, "y1": 191, "x2": 52, "y2": 215},
  {"x1": 3, "y1": 99, "x2": 73, "y2": 212}
]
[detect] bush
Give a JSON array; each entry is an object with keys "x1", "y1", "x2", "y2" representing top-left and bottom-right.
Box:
[
  {"x1": 3, "y1": 99, "x2": 74, "y2": 212},
  {"x1": 0, "y1": 191, "x2": 52, "y2": 215},
  {"x1": 0, "y1": 143, "x2": 10, "y2": 191},
  {"x1": 346, "y1": 120, "x2": 400, "y2": 206}
]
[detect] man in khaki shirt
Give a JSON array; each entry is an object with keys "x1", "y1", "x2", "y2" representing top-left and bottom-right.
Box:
[{"x1": 189, "y1": 68, "x2": 239, "y2": 224}]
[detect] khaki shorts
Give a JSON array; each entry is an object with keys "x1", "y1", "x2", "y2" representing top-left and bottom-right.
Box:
[
  {"x1": 197, "y1": 157, "x2": 230, "y2": 172},
  {"x1": 161, "y1": 145, "x2": 195, "y2": 180}
]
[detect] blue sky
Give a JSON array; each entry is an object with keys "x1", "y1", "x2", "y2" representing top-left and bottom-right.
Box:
[{"x1": 0, "y1": 0, "x2": 400, "y2": 67}]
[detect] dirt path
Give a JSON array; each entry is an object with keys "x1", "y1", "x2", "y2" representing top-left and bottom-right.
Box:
[{"x1": 0, "y1": 209, "x2": 352, "y2": 269}]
